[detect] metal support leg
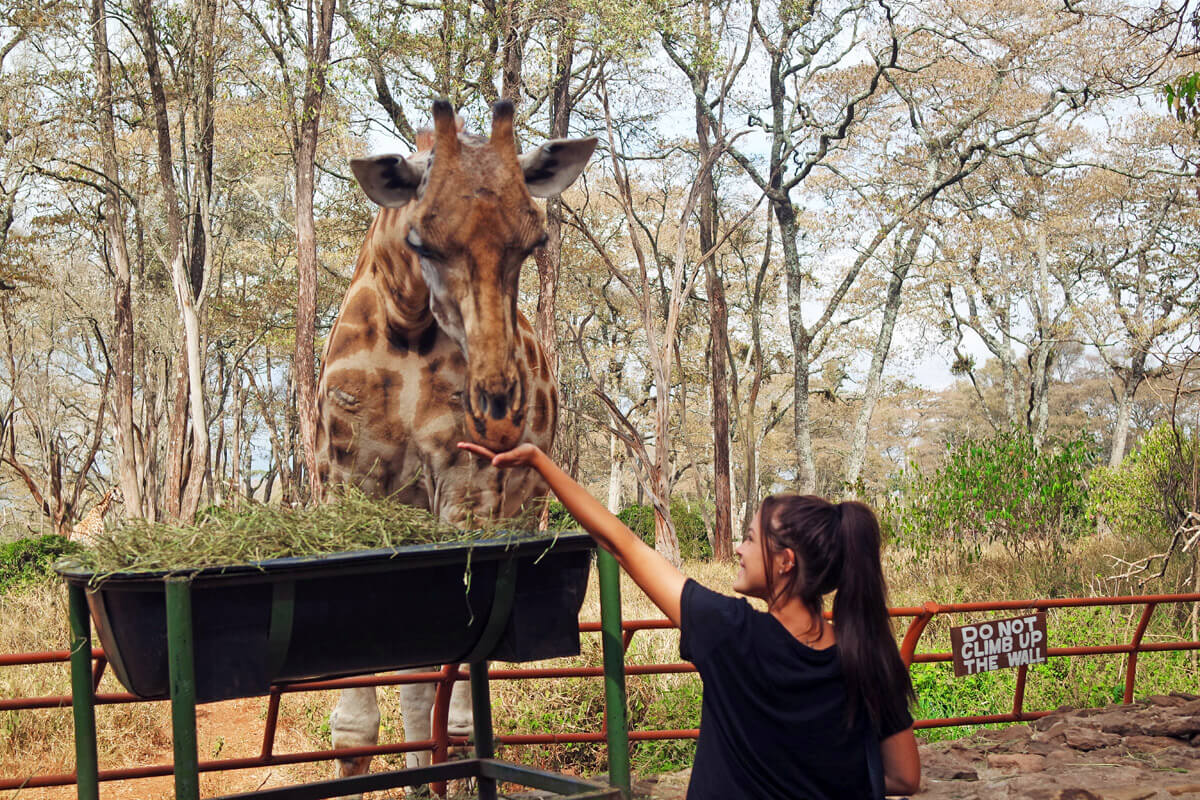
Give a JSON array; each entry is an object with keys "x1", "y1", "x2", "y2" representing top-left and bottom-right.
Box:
[
  {"x1": 598, "y1": 550, "x2": 630, "y2": 797},
  {"x1": 470, "y1": 661, "x2": 496, "y2": 800},
  {"x1": 165, "y1": 576, "x2": 201, "y2": 800},
  {"x1": 69, "y1": 584, "x2": 99, "y2": 800}
]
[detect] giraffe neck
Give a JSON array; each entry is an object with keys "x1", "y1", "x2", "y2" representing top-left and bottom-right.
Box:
[
  {"x1": 96, "y1": 488, "x2": 117, "y2": 516},
  {"x1": 357, "y1": 206, "x2": 433, "y2": 333}
]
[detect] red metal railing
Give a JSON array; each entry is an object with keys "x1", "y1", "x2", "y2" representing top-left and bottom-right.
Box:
[{"x1": 2, "y1": 593, "x2": 1198, "y2": 791}]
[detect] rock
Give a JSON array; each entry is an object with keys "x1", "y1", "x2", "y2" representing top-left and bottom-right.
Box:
[
  {"x1": 1097, "y1": 789, "x2": 1173, "y2": 800},
  {"x1": 1029, "y1": 740, "x2": 1065, "y2": 756},
  {"x1": 1036, "y1": 713, "x2": 1067, "y2": 731},
  {"x1": 1063, "y1": 726, "x2": 1121, "y2": 750},
  {"x1": 993, "y1": 724, "x2": 1033, "y2": 742},
  {"x1": 1124, "y1": 734, "x2": 1183, "y2": 752},
  {"x1": 985, "y1": 753, "x2": 1046, "y2": 772},
  {"x1": 927, "y1": 763, "x2": 979, "y2": 781},
  {"x1": 1141, "y1": 715, "x2": 1200, "y2": 739},
  {"x1": 1147, "y1": 695, "x2": 1189, "y2": 708},
  {"x1": 1191, "y1": 732, "x2": 1200, "y2": 747},
  {"x1": 1034, "y1": 721, "x2": 1070, "y2": 742}
]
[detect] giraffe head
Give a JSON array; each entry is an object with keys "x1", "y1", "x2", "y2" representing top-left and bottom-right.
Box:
[{"x1": 351, "y1": 100, "x2": 596, "y2": 451}]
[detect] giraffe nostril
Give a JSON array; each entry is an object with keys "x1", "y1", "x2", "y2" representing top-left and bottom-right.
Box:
[{"x1": 489, "y1": 391, "x2": 508, "y2": 420}]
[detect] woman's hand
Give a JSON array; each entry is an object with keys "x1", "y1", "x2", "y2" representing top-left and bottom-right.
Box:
[{"x1": 457, "y1": 441, "x2": 543, "y2": 468}]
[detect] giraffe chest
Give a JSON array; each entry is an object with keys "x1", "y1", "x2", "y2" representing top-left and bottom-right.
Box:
[
  {"x1": 315, "y1": 316, "x2": 557, "y2": 505},
  {"x1": 319, "y1": 325, "x2": 466, "y2": 462}
]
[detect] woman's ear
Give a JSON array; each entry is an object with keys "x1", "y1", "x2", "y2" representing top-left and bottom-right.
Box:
[{"x1": 776, "y1": 547, "x2": 796, "y2": 576}]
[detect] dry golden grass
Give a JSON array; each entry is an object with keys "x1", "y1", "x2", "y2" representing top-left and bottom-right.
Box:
[{"x1": 0, "y1": 582, "x2": 333, "y2": 798}]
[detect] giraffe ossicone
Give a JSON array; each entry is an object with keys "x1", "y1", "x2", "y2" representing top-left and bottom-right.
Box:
[{"x1": 316, "y1": 99, "x2": 596, "y2": 794}]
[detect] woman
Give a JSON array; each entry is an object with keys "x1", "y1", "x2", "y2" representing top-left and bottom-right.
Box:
[{"x1": 459, "y1": 441, "x2": 921, "y2": 799}]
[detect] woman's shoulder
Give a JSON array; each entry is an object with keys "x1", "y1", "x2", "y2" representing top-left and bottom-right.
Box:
[
  {"x1": 682, "y1": 579, "x2": 753, "y2": 620},
  {"x1": 679, "y1": 579, "x2": 755, "y2": 662}
]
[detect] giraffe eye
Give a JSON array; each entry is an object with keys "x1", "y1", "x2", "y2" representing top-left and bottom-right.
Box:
[{"x1": 406, "y1": 230, "x2": 440, "y2": 259}]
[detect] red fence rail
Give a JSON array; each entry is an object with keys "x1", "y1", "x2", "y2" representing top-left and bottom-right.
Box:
[{"x1": 3, "y1": 592, "x2": 1198, "y2": 791}]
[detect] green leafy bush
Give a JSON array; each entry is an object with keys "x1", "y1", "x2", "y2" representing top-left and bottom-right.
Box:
[
  {"x1": 618, "y1": 500, "x2": 712, "y2": 560},
  {"x1": 0, "y1": 534, "x2": 80, "y2": 594},
  {"x1": 1090, "y1": 423, "x2": 1195, "y2": 545},
  {"x1": 546, "y1": 499, "x2": 581, "y2": 531},
  {"x1": 888, "y1": 431, "x2": 1095, "y2": 571},
  {"x1": 1089, "y1": 423, "x2": 1199, "y2": 594}
]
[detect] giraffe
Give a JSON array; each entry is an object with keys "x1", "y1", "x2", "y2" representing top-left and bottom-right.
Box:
[
  {"x1": 315, "y1": 99, "x2": 596, "y2": 794},
  {"x1": 70, "y1": 486, "x2": 121, "y2": 545}
]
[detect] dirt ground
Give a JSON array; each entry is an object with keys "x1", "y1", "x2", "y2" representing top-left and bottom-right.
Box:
[{"x1": 5, "y1": 696, "x2": 328, "y2": 800}]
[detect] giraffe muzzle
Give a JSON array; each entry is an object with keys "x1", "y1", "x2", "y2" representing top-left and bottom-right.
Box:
[
  {"x1": 476, "y1": 387, "x2": 510, "y2": 420},
  {"x1": 467, "y1": 378, "x2": 525, "y2": 451}
]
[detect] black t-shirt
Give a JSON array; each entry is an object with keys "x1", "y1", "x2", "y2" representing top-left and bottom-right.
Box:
[{"x1": 679, "y1": 579, "x2": 912, "y2": 800}]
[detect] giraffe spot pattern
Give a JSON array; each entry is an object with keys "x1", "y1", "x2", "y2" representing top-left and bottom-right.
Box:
[{"x1": 533, "y1": 388, "x2": 550, "y2": 434}]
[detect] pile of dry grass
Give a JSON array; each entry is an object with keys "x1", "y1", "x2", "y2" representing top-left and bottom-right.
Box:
[{"x1": 78, "y1": 489, "x2": 544, "y2": 575}]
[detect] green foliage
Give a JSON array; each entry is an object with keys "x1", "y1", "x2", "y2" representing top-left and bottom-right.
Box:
[
  {"x1": 0, "y1": 534, "x2": 80, "y2": 594},
  {"x1": 547, "y1": 499, "x2": 582, "y2": 531},
  {"x1": 628, "y1": 680, "x2": 702, "y2": 773},
  {"x1": 1164, "y1": 72, "x2": 1200, "y2": 124},
  {"x1": 1089, "y1": 424, "x2": 1180, "y2": 544},
  {"x1": 1089, "y1": 423, "x2": 1199, "y2": 592},
  {"x1": 617, "y1": 500, "x2": 712, "y2": 560},
  {"x1": 888, "y1": 431, "x2": 1095, "y2": 570}
]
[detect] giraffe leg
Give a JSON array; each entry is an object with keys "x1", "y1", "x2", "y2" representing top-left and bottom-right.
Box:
[
  {"x1": 399, "y1": 669, "x2": 436, "y2": 770},
  {"x1": 329, "y1": 686, "x2": 380, "y2": 800}
]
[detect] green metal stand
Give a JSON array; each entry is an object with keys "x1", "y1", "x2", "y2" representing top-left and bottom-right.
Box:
[
  {"x1": 66, "y1": 548, "x2": 630, "y2": 800},
  {"x1": 166, "y1": 576, "x2": 201, "y2": 800},
  {"x1": 68, "y1": 584, "x2": 99, "y2": 800},
  {"x1": 470, "y1": 661, "x2": 497, "y2": 800},
  {"x1": 598, "y1": 549, "x2": 630, "y2": 797}
]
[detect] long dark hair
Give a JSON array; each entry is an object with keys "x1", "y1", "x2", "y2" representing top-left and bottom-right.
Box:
[{"x1": 757, "y1": 494, "x2": 914, "y2": 734}]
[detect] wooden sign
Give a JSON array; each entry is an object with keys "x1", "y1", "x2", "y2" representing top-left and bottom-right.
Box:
[{"x1": 950, "y1": 613, "x2": 1047, "y2": 677}]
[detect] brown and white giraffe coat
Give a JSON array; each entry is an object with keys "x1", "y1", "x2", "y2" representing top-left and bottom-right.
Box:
[{"x1": 315, "y1": 99, "x2": 596, "y2": 790}]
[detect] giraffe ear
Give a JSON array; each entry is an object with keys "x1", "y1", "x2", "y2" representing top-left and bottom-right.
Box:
[
  {"x1": 351, "y1": 153, "x2": 425, "y2": 208},
  {"x1": 519, "y1": 137, "x2": 598, "y2": 198}
]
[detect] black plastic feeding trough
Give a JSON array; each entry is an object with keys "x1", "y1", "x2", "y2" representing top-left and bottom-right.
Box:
[{"x1": 56, "y1": 532, "x2": 595, "y2": 703}]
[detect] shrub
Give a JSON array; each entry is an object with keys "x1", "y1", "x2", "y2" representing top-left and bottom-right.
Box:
[
  {"x1": 617, "y1": 500, "x2": 712, "y2": 560},
  {"x1": 0, "y1": 534, "x2": 80, "y2": 594},
  {"x1": 888, "y1": 431, "x2": 1095, "y2": 572},
  {"x1": 1090, "y1": 423, "x2": 1196, "y2": 545},
  {"x1": 546, "y1": 499, "x2": 581, "y2": 531},
  {"x1": 1090, "y1": 422, "x2": 1200, "y2": 594}
]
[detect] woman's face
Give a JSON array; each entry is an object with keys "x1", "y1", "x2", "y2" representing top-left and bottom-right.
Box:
[{"x1": 734, "y1": 510, "x2": 769, "y2": 598}]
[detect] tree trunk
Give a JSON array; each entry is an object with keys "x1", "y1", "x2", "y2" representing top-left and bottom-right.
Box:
[
  {"x1": 607, "y1": 432, "x2": 622, "y2": 513},
  {"x1": 91, "y1": 0, "x2": 142, "y2": 518},
  {"x1": 162, "y1": 355, "x2": 189, "y2": 519},
  {"x1": 696, "y1": 87, "x2": 733, "y2": 561},
  {"x1": 134, "y1": 0, "x2": 209, "y2": 522},
  {"x1": 843, "y1": 222, "x2": 925, "y2": 490},
  {"x1": 1109, "y1": 351, "x2": 1147, "y2": 466},
  {"x1": 293, "y1": 0, "x2": 337, "y2": 504},
  {"x1": 776, "y1": 201, "x2": 817, "y2": 492},
  {"x1": 533, "y1": 23, "x2": 574, "y2": 381}
]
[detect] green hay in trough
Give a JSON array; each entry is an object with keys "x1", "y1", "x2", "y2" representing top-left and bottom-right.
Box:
[{"x1": 78, "y1": 488, "x2": 547, "y2": 574}]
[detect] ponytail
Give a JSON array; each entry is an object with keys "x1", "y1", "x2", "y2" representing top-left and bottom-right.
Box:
[
  {"x1": 758, "y1": 495, "x2": 915, "y2": 735},
  {"x1": 832, "y1": 501, "x2": 914, "y2": 734}
]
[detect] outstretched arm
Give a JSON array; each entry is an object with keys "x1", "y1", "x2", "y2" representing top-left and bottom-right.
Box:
[
  {"x1": 459, "y1": 442, "x2": 686, "y2": 625},
  {"x1": 881, "y1": 727, "x2": 920, "y2": 795}
]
